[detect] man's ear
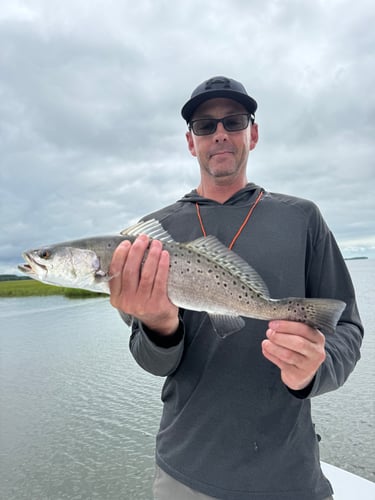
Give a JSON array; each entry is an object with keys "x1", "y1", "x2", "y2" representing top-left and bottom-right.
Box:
[
  {"x1": 250, "y1": 123, "x2": 259, "y2": 151},
  {"x1": 186, "y1": 131, "x2": 197, "y2": 157}
]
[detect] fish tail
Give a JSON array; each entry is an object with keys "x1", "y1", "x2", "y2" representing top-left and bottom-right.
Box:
[{"x1": 280, "y1": 297, "x2": 346, "y2": 335}]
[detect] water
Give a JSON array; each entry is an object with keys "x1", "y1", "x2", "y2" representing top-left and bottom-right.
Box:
[
  {"x1": 312, "y1": 259, "x2": 375, "y2": 482},
  {"x1": 0, "y1": 260, "x2": 374, "y2": 499},
  {"x1": 0, "y1": 298, "x2": 163, "y2": 499}
]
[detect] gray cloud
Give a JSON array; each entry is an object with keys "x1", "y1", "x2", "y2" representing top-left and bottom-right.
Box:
[{"x1": 1, "y1": 0, "x2": 374, "y2": 273}]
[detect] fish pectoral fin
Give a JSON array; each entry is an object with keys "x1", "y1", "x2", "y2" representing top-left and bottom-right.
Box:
[
  {"x1": 208, "y1": 314, "x2": 245, "y2": 338},
  {"x1": 94, "y1": 270, "x2": 116, "y2": 282},
  {"x1": 94, "y1": 269, "x2": 110, "y2": 280}
]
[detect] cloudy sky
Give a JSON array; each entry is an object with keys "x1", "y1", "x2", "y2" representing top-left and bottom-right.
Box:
[{"x1": 1, "y1": 0, "x2": 374, "y2": 274}]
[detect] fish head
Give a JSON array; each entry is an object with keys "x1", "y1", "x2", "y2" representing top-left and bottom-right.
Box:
[{"x1": 18, "y1": 245, "x2": 103, "y2": 289}]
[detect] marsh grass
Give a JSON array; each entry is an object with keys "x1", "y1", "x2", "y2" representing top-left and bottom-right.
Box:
[{"x1": 0, "y1": 280, "x2": 105, "y2": 298}]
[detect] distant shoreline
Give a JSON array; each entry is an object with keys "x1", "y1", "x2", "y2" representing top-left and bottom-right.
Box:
[
  {"x1": 344, "y1": 256, "x2": 368, "y2": 261},
  {"x1": 0, "y1": 278, "x2": 105, "y2": 298}
]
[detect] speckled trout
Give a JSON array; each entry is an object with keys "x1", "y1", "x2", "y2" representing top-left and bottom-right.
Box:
[{"x1": 18, "y1": 219, "x2": 345, "y2": 336}]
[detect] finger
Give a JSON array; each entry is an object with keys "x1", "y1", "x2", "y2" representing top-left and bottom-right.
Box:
[
  {"x1": 262, "y1": 341, "x2": 294, "y2": 370},
  {"x1": 262, "y1": 338, "x2": 304, "y2": 367},
  {"x1": 151, "y1": 249, "x2": 172, "y2": 300},
  {"x1": 109, "y1": 240, "x2": 131, "y2": 297},
  {"x1": 122, "y1": 235, "x2": 150, "y2": 294},
  {"x1": 268, "y1": 320, "x2": 322, "y2": 342},
  {"x1": 266, "y1": 328, "x2": 312, "y2": 357},
  {"x1": 137, "y1": 239, "x2": 163, "y2": 296},
  {"x1": 262, "y1": 339, "x2": 318, "y2": 390}
]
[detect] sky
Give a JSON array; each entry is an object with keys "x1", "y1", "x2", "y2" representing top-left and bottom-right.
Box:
[{"x1": 1, "y1": 0, "x2": 374, "y2": 275}]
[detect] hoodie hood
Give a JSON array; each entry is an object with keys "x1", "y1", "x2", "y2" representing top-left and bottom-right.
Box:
[{"x1": 178, "y1": 183, "x2": 263, "y2": 206}]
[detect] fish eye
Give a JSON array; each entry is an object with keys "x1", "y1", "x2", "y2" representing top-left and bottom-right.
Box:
[{"x1": 38, "y1": 249, "x2": 51, "y2": 259}]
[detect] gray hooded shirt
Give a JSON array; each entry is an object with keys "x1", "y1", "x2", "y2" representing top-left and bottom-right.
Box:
[{"x1": 126, "y1": 184, "x2": 363, "y2": 500}]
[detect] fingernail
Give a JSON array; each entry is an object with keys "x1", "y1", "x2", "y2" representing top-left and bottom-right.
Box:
[
  {"x1": 151, "y1": 239, "x2": 162, "y2": 249},
  {"x1": 138, "y1": 234, "x2": 149, "y2": 243}
]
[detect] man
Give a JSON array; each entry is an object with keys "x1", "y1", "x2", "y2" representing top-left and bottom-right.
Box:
[{"x1": 109, "y1": 76, "x2": 363, "y2": 499}]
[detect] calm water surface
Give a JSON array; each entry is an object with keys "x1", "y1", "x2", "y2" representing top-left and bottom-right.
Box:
[{"x1": 0, "y1": 260, "x2": 374, "y2": 499}]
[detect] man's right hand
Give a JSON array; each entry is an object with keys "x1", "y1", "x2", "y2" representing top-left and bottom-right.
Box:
[{"x1": 109, "y1": 235, "x2": 179, "y2": 336}]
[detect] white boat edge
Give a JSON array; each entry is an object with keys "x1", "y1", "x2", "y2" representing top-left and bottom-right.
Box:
[{"x1": 321, "y1": 461, "x2": 375, "y2": 499}]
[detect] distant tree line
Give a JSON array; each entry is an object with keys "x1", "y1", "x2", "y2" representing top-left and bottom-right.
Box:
[{"x1": 0, "y1": 275, "x2": 31, "y2": 282}]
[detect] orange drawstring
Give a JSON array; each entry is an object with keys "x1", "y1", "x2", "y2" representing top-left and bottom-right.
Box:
[{"x1": 195, "y1": 190, "x2": 264, "y2": 250}]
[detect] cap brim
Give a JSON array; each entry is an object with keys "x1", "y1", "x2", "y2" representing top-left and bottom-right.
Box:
[{"x1": 181, "y1": 90, "x2": 257, "y2": 122}]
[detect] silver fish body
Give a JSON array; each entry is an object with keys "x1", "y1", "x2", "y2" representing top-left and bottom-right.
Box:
[{"x1": 18, "y1": 219, "x2": 346, "y2": 336}]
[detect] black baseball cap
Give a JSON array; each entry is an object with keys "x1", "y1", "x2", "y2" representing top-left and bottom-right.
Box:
[{"x1": 181, "y1": 76, "x2": 257, "y2": 123}]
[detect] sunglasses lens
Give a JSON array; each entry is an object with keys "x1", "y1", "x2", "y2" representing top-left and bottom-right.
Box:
[
  {"x1": 223, "y1": 115, "x2": 249, "y2": 131},
  {"x1": 190, "y1": 114, "x2": 250, "y2": 136},
  {"x1": 191, "y1": 119, "x2": 216, "y2": 136}
]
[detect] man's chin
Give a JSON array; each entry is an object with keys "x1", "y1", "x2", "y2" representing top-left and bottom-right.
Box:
[{"x1": 208, "y1": 164, "x2": 239, "y2": 178}]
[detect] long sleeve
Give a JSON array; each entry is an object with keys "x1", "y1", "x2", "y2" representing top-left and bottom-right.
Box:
[
  {"x1": 128, "y1": 316, "x2": 185, "y2": 377},
  {"x1": 303, "y1": 220, "x2": 363, "y2": 398}
]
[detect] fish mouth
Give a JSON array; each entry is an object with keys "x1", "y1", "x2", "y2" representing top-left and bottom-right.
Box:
[{"x1": 18, "y1": 252, "x2": 47, "y2": 275}]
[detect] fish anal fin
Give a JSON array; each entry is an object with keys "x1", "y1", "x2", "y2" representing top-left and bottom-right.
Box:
[{"x1": 208, "y1": 314, "x2": 245, "y2": 338}]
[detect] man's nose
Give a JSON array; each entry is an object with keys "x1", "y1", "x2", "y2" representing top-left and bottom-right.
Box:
[{"x1": 214, "y1": 122, "x2": 228, "y2": 142}]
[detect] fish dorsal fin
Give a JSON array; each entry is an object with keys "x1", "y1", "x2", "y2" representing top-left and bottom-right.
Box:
[
  {"x1": 185, "y1": 235, "x2": 270, "y2": 297},
  {"x1": 120, "y1": 219, "x2": 175, "y2": 243}
]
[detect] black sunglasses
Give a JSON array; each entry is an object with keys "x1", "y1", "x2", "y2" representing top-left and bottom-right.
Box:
[{"x1": 189, "y1": 113, "x2": 254, "y2": 136}]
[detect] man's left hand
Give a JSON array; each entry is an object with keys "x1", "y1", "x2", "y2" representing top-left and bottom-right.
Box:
[{"x1": 261, "y1": 321, "x2": 326, "y2": 391}]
